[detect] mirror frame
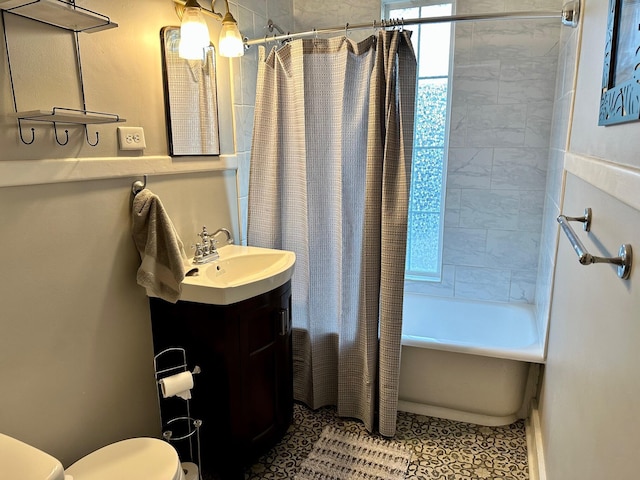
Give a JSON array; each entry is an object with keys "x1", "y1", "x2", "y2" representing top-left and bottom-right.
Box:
[
  {"x1": 599, "y1": 0, "x2": 640, "y2": 126},
  {"x1": 160, "y1": 26, "x2": 221, "y2": 155}
]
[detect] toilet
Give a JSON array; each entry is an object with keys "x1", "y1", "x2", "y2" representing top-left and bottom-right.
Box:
[{"x1": 0, "y1": 433, "x2": 185, "y2": 480}]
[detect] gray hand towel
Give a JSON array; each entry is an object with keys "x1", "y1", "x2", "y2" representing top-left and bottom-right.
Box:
[{"x1": 132, "y1": 189, "x2": 189, "y2": 303}]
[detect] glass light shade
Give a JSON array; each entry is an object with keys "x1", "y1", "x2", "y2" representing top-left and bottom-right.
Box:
[
  {"x1": 218, "y1": 20, "x2": 244, "y2": 57},
  {"x1": 179, "y1": 7, "x2": 210, "y2": 60}
]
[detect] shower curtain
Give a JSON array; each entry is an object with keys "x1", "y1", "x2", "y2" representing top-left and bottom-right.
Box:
[{"x1": 247, "y1": 31, "x2": 416, "y2": 437}]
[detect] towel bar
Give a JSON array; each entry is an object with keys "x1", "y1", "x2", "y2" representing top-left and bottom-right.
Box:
[{"x1": 557, "y1": 208, "x2": 632, "y2": 280}]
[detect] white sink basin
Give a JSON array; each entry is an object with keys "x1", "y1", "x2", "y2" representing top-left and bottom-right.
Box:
[{"x1": 179, "y1": 245, "x2": 296, "y2": 305}]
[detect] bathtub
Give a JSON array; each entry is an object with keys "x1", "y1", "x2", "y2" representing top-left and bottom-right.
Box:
[{"x1": 398, "y1": 294, "x2": 545, "y2": 426}]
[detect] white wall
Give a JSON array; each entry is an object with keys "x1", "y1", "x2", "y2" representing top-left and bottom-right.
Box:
[
  {"x1": 0, "y1": 0, "x2": 239, "y2": 466},
  {"x1": 537, "y1": 0, "x2": 640, "y2": 478}
]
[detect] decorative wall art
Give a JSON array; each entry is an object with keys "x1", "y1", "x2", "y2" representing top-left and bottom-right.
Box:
[{"x1": 599, "y1": 0, "x2": 640, "y2": 126}]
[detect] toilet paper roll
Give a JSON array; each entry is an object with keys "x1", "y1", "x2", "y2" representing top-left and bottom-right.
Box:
[
  {"x1": 159, "y1": 371, "x2": 193, "y2": 400},
  {"x1": 181, "y1": 462, "x2": 199, "y2": 480}
]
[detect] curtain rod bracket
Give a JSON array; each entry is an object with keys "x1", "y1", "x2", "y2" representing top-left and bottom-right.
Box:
[{"x1": 561, "y1": 0, "x2": 580, "y2": 28}]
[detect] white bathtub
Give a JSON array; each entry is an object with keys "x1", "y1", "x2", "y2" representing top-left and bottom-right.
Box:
[{"x1": 398, "y1": 294, "x2": 545, "y2": 426}]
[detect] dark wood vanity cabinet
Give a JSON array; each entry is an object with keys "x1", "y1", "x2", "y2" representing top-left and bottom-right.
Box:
[{"x1": 149, "y1": 281, "x2": 293, "y2": 479}]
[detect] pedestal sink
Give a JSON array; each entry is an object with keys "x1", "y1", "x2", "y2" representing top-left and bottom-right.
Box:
[{"x1": 176, "y1": 245, "x2": 295, "y2": 305}]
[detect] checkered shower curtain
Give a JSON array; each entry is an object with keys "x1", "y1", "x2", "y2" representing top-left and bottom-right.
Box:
[{"x1": 248, "y1": 30, "x2": 416, "y2": 437}]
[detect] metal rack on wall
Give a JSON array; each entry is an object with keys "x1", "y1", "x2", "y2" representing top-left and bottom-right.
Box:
[
  {"x1": 0, "y1": 0, "x2": 125, "y2": 146},
  {"x1": 154, "y1": 347, "x2": 203, "y2": 480}
]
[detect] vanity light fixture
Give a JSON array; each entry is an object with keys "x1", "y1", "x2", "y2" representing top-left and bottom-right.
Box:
[{"x1": 174, "y1": 0, "x2": 244, "y2": 59}]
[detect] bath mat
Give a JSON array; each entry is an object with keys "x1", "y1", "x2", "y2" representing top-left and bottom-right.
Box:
[{"x1": 294, "y1": 426, "x2": 411, "y2": 480}]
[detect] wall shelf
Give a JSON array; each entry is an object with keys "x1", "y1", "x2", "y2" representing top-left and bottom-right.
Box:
[
  {"x1": 10, "y1": 108, "x2": 126, "y2": 125},
  {"x1": 1, "y1": 1, "x2": 121, "y2": 146},
  {"x1": 0, "y1": 0, "x2": 117, "y2": 32}
]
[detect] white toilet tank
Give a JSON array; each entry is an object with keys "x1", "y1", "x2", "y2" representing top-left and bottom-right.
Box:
[{"x1": 0, "y1": 433, "x2": 66, "y2": 480}]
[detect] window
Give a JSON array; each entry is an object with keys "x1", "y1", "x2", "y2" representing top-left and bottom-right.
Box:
[{"x1": 384, "y1": 1, "x2": 453, "y2": 281}]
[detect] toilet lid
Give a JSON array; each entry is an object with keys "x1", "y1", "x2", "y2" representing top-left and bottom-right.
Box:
[{"x1": 65, "y1": 438, "x2": 183, "y2": 480}]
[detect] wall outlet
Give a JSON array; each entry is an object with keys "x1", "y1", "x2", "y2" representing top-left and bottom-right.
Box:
[{"x1": 117, "y1": 126, "x2": 146, "y2": 150}]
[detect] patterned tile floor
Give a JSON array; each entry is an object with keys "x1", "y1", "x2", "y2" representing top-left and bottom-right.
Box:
[{"x1": 206, "y1": 402, "x2": 529, "y2": 479}]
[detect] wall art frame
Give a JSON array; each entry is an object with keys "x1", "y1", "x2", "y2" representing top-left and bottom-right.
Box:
[{"x1": 599, "y1": 0, "x2": 640, "y2": 126}]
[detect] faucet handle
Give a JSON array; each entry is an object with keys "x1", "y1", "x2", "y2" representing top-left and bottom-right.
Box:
[{"x1": 191, "y1": 243, "x2": 204, "y2": 262}]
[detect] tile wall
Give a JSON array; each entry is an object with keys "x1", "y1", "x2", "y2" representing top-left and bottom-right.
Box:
[
  {"x1": 229, "y1": 0, "x2": 294, "y2": 245},
  {"x1": 406, "y1": 0, "x2": 564, "y2": 304},
  {"x1": 534, "y1": 10, "x2": 580, "y2": 340}
]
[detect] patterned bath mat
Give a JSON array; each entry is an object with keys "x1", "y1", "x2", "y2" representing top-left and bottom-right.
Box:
[{"x1": 294, "y1": 426, "x2": 412, "y2": 480}]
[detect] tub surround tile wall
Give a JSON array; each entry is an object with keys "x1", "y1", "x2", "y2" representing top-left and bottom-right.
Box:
[
  {"x1": 229, "y1": 0, "x2": 294, "y2": 245},
  {"x1": 534, "y1": 9, "x2": 580, "y2": 346},
  {"x1": 407, "y1": 0, "x2": 563, "y2": 304},
  {"x1": 294, "y1": 0, "x2": 379, "y2": 43}
]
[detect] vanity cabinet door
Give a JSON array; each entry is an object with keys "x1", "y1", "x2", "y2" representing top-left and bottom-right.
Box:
[{"x1": 237, "y1": 284, "x2": 293, "y2": 455}]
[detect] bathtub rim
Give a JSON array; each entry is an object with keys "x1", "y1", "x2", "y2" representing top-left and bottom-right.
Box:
[
  {"x1": 401, "y1": 334, "x2": 545, "y2": 363},
  {"x1": 402, "y1": 294, "x2": 545, "y2": 363}
]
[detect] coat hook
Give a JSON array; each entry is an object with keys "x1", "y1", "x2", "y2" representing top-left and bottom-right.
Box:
[
  {"x1": 132, "y1": 174, "x2": 148, "y2": 195},
  {"x1": 53, "y1": 123, "x2": 69, "y2": 146},
  {"x1": 17, "y1": 119, "x2": 35, "y2": 145},
  {"x1": 85, "y1": 126, "x2": 99, "y2": 147}
]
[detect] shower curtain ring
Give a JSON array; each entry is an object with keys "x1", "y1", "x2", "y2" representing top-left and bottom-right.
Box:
[{"x1": 345, "y1": 22, "x2": 349, "y2": 37}]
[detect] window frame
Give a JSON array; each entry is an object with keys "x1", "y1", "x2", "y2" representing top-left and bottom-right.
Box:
[{"x1": 383, "y1": 0, "x2": 455, "y2": 282}]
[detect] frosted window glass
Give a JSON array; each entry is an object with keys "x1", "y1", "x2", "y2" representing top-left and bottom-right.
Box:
[{"x1": 387, "y1": 0, "x2": 453, "y2": 281}]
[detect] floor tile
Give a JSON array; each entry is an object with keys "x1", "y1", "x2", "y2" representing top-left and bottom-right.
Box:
[{"x1": 203, "y1": 402, "x2": 528, "y2": 479}]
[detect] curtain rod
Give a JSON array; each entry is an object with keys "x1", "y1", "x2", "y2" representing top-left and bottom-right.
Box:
[{"x1": 243, "y1": 0, "x2": 580, "y2": 47}]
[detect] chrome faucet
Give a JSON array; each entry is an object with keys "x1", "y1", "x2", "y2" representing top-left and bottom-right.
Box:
[
  {"x1": 192, "y1": 225, "x2": 220, "y2": 264},
  {"x1": 212, "y1": 227, "x2": 234, "y2": 245}
]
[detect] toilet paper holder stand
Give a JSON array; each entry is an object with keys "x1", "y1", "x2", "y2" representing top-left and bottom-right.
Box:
[{"x1": 154, "y1": 347, "x2": 203, "y2": 480}]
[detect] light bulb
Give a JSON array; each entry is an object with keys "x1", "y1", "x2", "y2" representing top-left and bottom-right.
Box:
[
  {"x1": 179, "y1": 6, "x2": 210, "y2": 60},
  {"x1": 218, "y1": 15, "x2": 244, "y2": 57}
]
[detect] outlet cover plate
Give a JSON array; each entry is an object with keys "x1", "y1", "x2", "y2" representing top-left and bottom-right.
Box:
[{"x1": 117, "y1": 126, "x2": 146, "y2": 150}]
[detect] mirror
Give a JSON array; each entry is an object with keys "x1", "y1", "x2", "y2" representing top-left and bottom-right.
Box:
[{"x1": 160, "y1": 26, "x2": 221, "y2": 155}]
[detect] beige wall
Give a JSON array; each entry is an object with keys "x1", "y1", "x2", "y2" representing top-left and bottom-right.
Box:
[
  {"x1": 538, "y1": 0, "x2": 640, "y2": 478},
  {"x1": 0, "y1": 0, "x2": 239, "y2": 466}
]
